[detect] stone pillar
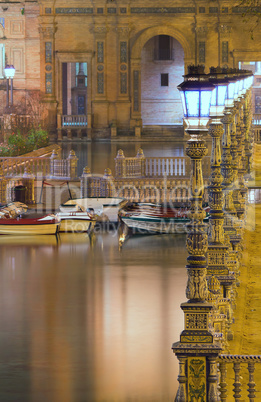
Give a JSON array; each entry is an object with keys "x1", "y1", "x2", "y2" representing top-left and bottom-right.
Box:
[
  {"x1": 67, "y1": 150, "x2": 78, "y2": 179},
  {"x1": 207, "y1": 121, "x2": 234, "y2": 343},
  {"x1": 0, "y1": 166, "x2": 7, "y2": 204},
  {"x1": 172, "y1": 133, "x2": 221, "y2": 401},
  {"x1": 38, "y1": 22, "x2": 58, "y2": 133},
  {"x1": 23, "y1": 168, "x2": 35, "y2": 205},
  {"x1": 115, "y1": 149, "x2": 126, "y2": 178},
  {"x1": 136, "y1": 148, "x2": 145, "y2": 177},
  {"x1": 80, "y1": 167, "x2": 91, "y2": 198}
]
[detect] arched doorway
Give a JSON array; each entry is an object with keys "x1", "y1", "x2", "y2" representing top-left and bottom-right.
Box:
[
  {"x1": 130, "y1": 26, "x2": 193, "y2": 133},
  {"x1": 141, "y1": 35, "x2": 184, "y2": 126}
]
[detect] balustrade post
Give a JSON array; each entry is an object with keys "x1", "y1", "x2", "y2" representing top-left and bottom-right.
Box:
[
  {"x1": 50, "y1": 149, "x2": 59, "y2": 177},
  {"x1": 80, "y1": 167, "x2": 91, "y2": 198},
  {"x1": 247, "y1": 361, "x2": 256, "y2": 402},
  {"x1": 136, "y1": 148, "x2": 145, "y2": 177},
  {"x1": 67, "y1": 150, "x2": 78, "y2": 179},
  {"x1": 218, "y1": 360, "x2": 227, "y2": 402},
  {"x1": 115, "y1": 149, "x2": 126, "y2": 178},
  {"x1": 233, "y1": 362, "x2": 242, "y2": 401},
  {"x1": 103, "y1": 168, "x2": 115, "y2": 197}
]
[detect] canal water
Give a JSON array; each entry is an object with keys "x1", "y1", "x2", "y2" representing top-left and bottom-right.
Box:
[{"x1": 0, "y1": 141, "x2": 190, "y2": 402}]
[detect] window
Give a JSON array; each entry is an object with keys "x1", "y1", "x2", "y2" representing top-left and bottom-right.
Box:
[
  {"x1": 161, "y1": 73, "x2": 169, "y2": 87},
  {"x1": 155, "y1": 35, "x2": 173, "y2": 61}
]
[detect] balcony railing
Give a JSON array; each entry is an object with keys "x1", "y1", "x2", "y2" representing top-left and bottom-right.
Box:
[{"x1": 61, "y1": 115, "x2": 88, "y2": 127}]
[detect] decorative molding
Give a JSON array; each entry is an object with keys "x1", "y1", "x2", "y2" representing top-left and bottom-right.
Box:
[
  {"x1": 55, "y1": 8, "x2": 93, "y2": 14},
  {"x1": 39, "y1": 25, "x2": 56, "y2": 39},
  {"x1": 107, "y1": 8, "x2": 116, "y2": 14},
  {"x1": 90, "y1": 26, "x2": 109, "y2": 36},
  {"x1": 193, "y1": 25, "x2": 208, "y2": 39},
  {"x1": 218, "y1": 24, "x2": 232, "y2": 38},
  {"x1": 115, "y1": 27, "x2": 131, "y2": 38},
  {"x1": 131, "y1": 7, "x2": 195, "y2": 14}
]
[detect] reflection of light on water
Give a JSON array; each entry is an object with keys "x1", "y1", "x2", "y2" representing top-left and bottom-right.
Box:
[{"x1": 11, "y1": 257, "x2": 15, "y2": 280}]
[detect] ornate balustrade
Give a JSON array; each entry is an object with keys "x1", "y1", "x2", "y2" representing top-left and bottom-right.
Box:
[
  {"x1": 115, "y1": 148, "x2": 211, "y2": 179},
  {"x1": 219, "y1": 354, "x2": 261, "y2": 401},
  {"x1": 252, "y1": 114, "x2": 261, "y2": 143},
  {"x1": 62, "y1": 115, "x2": 88, "y2": 127},
  {"x1": 81, "y1": 167, "x2": 209, "y2": 203}
]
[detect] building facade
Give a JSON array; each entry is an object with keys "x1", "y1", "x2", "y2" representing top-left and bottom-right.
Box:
[{"x1": 1, "y1": 0, "x2": 261, "y2": 139}]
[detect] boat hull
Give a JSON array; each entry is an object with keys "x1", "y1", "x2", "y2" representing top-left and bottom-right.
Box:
[
  {"x1": 0, "y1": 222, "x2": 59, "y2": 235},
  {"x1": 59, "y1": 219, "x2": 96, "y2": 233},
  {"x1": 121, "y1": 217, "x2": 189, "y2": 234}
]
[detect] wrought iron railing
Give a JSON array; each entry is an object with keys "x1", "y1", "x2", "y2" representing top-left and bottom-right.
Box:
[{"x1": 61, "y1": 115, "x2": 88, "y2": 127}]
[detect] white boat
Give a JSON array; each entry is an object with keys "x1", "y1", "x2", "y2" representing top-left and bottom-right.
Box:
[
  {"x1": 62, "y1": 198, "x2": 127, "y2": 223},
  {"x1": 119, "y1": 202, "x2": 210, "y2": 234},
  {"x1": 57, "y1": 203, "x2": 96, "y2": 233}
]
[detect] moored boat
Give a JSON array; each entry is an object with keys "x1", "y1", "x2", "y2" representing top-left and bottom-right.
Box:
[
  {"x1": 119, "y1": 202, "x2": 210, "y2": 234},
  {"x1": 57, "y1": 205, "x2": 96, "y2": 233},
  {"x1": 0, "y1": 214, "x2": 60, "y2": 235}
]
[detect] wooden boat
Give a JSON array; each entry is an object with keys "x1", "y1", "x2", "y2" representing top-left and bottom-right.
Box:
[
  {"x1": 119, "y1": 202, "x2": 210, "y2": 234},
  {"x1": 62, "y1": 197, "x2": 128, "y2": 223},
  {"x1": 57, "y1": 203, "x2": 96, "y2": 233},
  {"x1": 0, "y1": 214, "x2": 60, "y2": 235}
]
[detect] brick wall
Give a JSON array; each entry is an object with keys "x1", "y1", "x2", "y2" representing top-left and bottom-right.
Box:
[{"x1": 141, "y1": 36, "x2": 184, "y2": 125}]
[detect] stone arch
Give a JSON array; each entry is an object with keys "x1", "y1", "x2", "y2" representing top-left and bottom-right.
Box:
[
  {"x1": 131, "y1": 25, "x2": 193, "y2": 62},
  {"x1": 130, "y1": 25, "x2": 193, "y2": 128}
]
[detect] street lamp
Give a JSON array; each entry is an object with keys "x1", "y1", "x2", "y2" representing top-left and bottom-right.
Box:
[
  {"x1": 173, "y1": 67, "x2": 221, "y2": 401},
  {"x1": 4, "y1": 64, "x2": 15, "y2": 108}
]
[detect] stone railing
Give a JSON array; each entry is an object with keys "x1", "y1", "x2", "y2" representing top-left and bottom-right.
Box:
[
  {"x1": 62, "y1": 115, "x2": 88, "y2": 127},
  {"x1": 219, "y1": 354, "x2": 261, "y2": 401},
  {"x1": 114, "y1": 148, "x2": 211, "y2": 179},
  {"x1": 0, "y1": 149, "x2": 78, "y2": 180},
  {"x1": 80, "y1": 167, "x2": 209, "y2": 203}
]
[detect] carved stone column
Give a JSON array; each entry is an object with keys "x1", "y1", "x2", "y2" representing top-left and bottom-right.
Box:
[{"x1": 172, "y1": 133, "x2": 221, "y2": 402}]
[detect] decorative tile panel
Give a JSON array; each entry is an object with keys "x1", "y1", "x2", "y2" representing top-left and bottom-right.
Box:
[
  {"x1": 45, "y1": 42, "x2": 52, "y2": 63},
  {"x1": 0, "y1": 18, "x2": 5, "y2": 28},
  {"x1": 97, "y1": 42, "x2": 104, "y2": 63},
  {"x1": 120, "y1": 8, "x2": 127, "y2": 13},
  {"x1": 107, "y1": 8, "x2": 116, "y2": 14},
  {"x1": 131, "y1": 7, "x2": 195, "y2": 14},
  {"x1": 45, "y1": 72, "x2": 52, "y2": 94},
  {"x1": 45, "y1": 8, "x2": 51, "y2": 14},
  {"x1": 199, "y1": 7, "x2": 205, "y2": 13},
  {"x1": 97, "y1": 8, "x2": 103, "y2": 14},
  {"x1": 120, "y1": 42, "x2": 127, "y2": 63},
  {"x1": 55, "y1": 8, "x2": 93, "y2": 14},
  {"x1": 133, "y1": 70, "x2": 139, "y2": 112},
  {"x1": 222, "y1": 41, "x2": 228, "y2": 63},
  {"x1": 222, "y1": 7, "x2": 228, "y2": 13},
  {"x1": 187, "y1": 358, "x2": 206, "y2": 401},
  {"x1": 199, "y1": 41, "x2": 205, "y2": 63},
  {"x1": 120, "y1": 72, "x2": 127, "y2": 94},
  {"x1": 97, "y1": 72, "x2": 104, "y2": 94},
  {"x1": 209, "y1": 7, "x2": 218, "y2": 13}
]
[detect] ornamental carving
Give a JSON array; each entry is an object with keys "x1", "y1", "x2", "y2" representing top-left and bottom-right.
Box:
[
  {"x1": 186, "y1": 232, "x2": 208, "y2": 256},
  {"x1": 115, "y1": 26, "x2": 131, "y2": 38},
  {"x1": 90, "y1": 26, "x2": 109, "y2": 36},
  {"x1": 208, "y1": 124, "x2": 224, "y2": 138},
  {"x1": 193, "y1": 25, "x2": 208, "y2": 38},
  {"x1": 39, "y1": 25, "x2": 56, "y2": 39},
  {"x1": 186, "y1": 268, "x2": 208, "y2": 301},
  {"x1": 218, "y1": 24, "x2": 232, "y2": 37}
]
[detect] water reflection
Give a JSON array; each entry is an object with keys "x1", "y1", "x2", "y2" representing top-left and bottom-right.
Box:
[
  {"x1": 61, "y1": 141, "x2": 187, "y2": 176},
  {"x1": 0, "y1": 232, "x2": 187, "y2": 402}
]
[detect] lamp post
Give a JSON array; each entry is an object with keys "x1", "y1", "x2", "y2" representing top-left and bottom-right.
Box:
[
  {"x1": 4, "y1": 64, "x2": 15, "y2": 108},
  {"x1": 172, "y1": 66, "x2": 221, "y2": 402}
]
